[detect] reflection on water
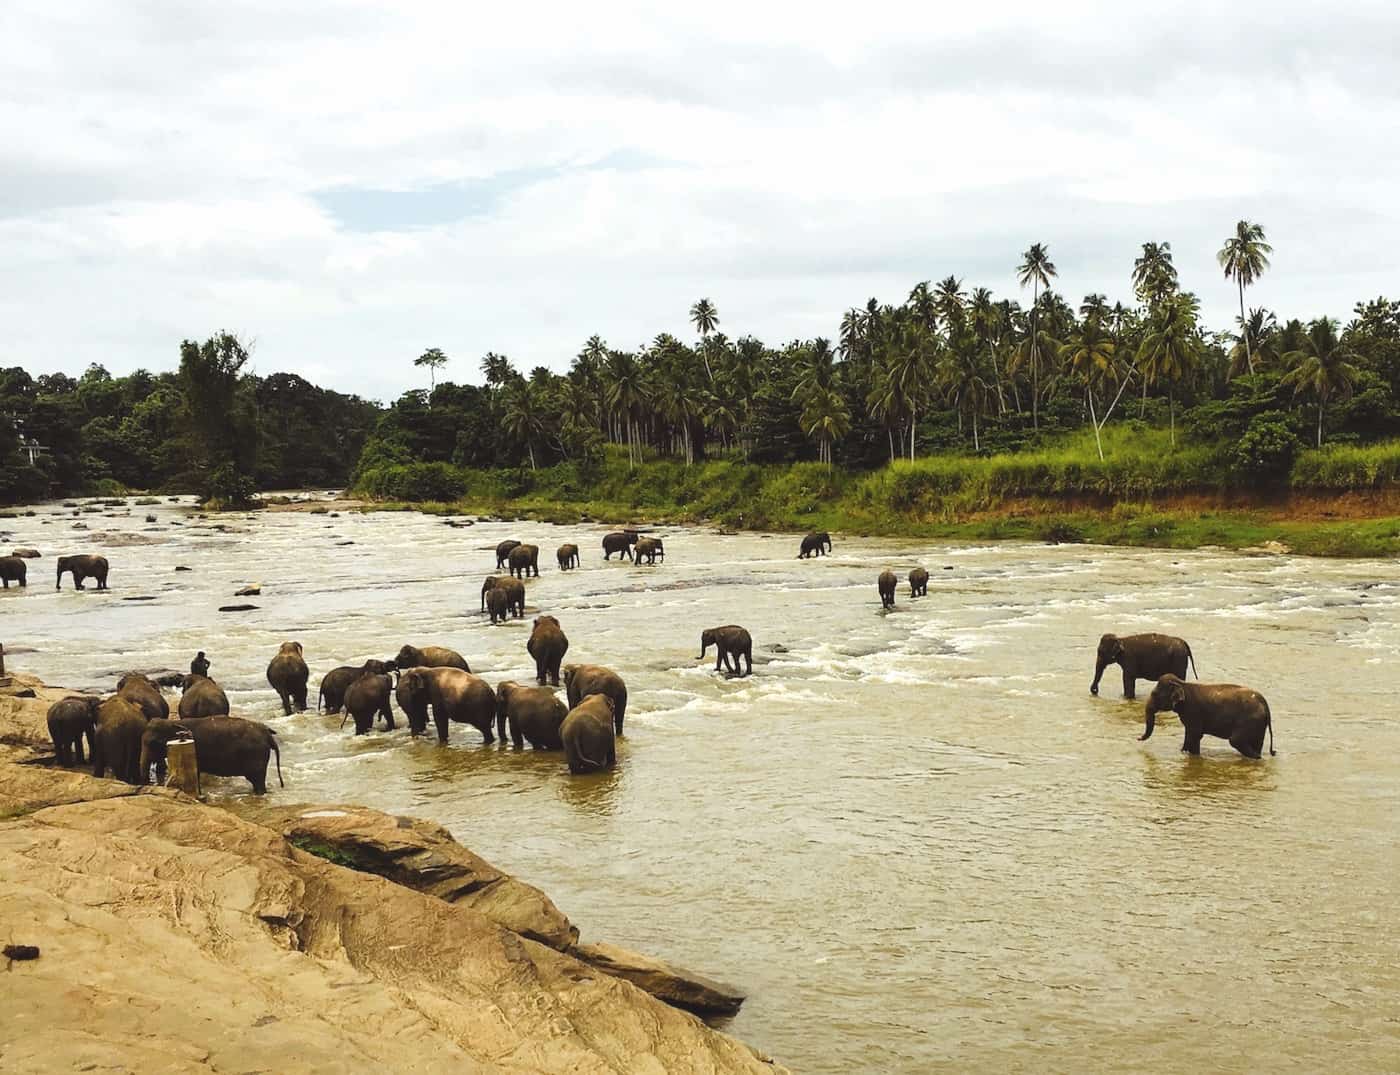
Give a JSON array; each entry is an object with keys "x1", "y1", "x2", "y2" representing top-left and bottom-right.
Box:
[{"x1": 4, "y1": 496, "x2": 1400, "y2": 1072}]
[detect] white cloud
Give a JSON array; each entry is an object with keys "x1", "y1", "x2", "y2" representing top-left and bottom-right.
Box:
[{"x1": 1, "y1": 0, "x2": 1398, "y2": 400}]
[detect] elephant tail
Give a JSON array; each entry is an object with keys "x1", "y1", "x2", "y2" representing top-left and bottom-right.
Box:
[
  {"x1": 270, "y1": 731, "x2": 285, "y2": 787},
  {"x1": 317, "y1": 684, "x2": 325, "y2": 713},
  {"x1": 1266, "y1": 702, "x2": 1276, "y2": 756},
  {"x1": 1186, "y1": 645, "x2": 1199, "y2": 680}
]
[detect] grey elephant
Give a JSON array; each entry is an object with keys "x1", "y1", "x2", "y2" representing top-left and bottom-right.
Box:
[
  {"x1": 116, "y1": 672, "x2": 170, "y2": 722},
  {"x1": 563, "y1": 664, "x2": 628, "y2": 736},
  {"x1": 91, "y1": 696, "x2": 149, "y2": 784},
  {"x1": 909, "y1": 567, "x2": 929, "y2": 597},
  {"x1": 481, "y1": 574, "x2": 503, "y2": 611},
  {"x1": 0, "y1": 555, "x2": 27, "y2": 588},
  {"x1": 178, "y1": 674, "x2": 230, "y2": 719},
  {"x1": 486, "y1": 585, "x2": 511, "y2": 624},
  {"x1": 496, "y1": 681, "x2": 567, "y2": 749},
  {"x1": 140, "y1": 716, "x2": 284, "y2": 793},
  {"x1": 562, "y1": 693, "x2": 617, "y2": 774},
  {"x1": 1141, "y1": 674, "x2": 1275, "y2": 758},
  {"x1": 47, "y1": 696, "x2": 101, "y2": 766},
  {"x1": 395, "y1": 666, "x2": 496, "y2": 744},
  {"x1": 496, "y1": 539, "x2": 522, "y2": 570},
  {"x1": 344, "y1": 672, "x2": 395, "y2": 735},
  {"x1": 508, "y1": 543, "x2": 540, "y2": 578},
  {"x1": 1091, "y1": 632, "x2": 1197, "y2": 700},
  {"x1": 602, "y1": 530, "x2": 639, "y2": 561},
  {"x1": 699, "y1": 625, "x2": 753, "y2": 676},
  {"x1": 318, "y1": 659, "x2": 395, "y2": 714},
  {"x1": 267, "y1": 641, "x2": 310, "y2": 715},
  {"x1": 528, "y1": 614, "x2": 569, "y2": 685},
  {"x1": 56, "y1": 553, "x2": 109, "y2": 590},
  {"x1": 395, "y1": 643, "x2": 470, "y2": 672},
  {"x1": 878, "y1": 570, "x2": 897, "y2": 609},
  {"x1": 634, "y1": 536, "x2": 664, "y2": 565},
  {"x1": 798, "y1": 532, "x2": 831, "y2": 558},
  {"x1": 557, "y1": 543, "x2": 580, "y2": 570}
]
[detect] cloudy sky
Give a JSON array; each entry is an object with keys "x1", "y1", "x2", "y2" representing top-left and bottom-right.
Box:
[{"x1": 3, "y1": 1, "x2": 1397, "y2": 401}]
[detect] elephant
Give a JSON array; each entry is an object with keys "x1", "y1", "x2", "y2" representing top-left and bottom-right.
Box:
[
  {"x1": 47, "y1": 696, "x2": 101, "y2": 767},
  {"x1": 395, "y1": 644, "x2": 470, "y2": 672},
  {"x1": 116, "y1": 672, "x2": 170, "y2": 722},
  {"x1": 0, "y1": 556, "x2": 26, "y2": 588},
  {"x1": 178, "y1": 674, "x2": 230, "y2": 719},
  {"x1": 266, "y1": 641, "x2": 310, "y2": 715},
  {"x1": 528, "y1": 615, "x2": 569, "y2": 685},
  {"x1": 1141, "y1": 674, "x2": 1275, "y2": 759},
  {"x1": 508, "y1": 543, "x2": 540, "y2": 578},
  {"x1": 602, "y1": 530, "x2": 639, "y2": 561},
  {"x1": 878, "y1": 570, "x2": 897, "y2": 609},
  {"x1": 481, "y1": 574, "x2": 503, "y2": 611},
  {"x1": 486, "y1": 585, "x2": 510, "y2": 624},
  {"x1": 496, "y1": 680, "x2": 567, "y2": 749},
  {"x1": 190, "y1": 651, "x2": 211, "y2": 678},
  {"x1": 395, "y1": 666, "x2": 496, "y2": 744},
  {"x1": 634, "y1": 536, "x2": 664, "y2": 565},
  {"x1": 140, "y1": 716, "x2": 284, "y2": 793},
  {"x1": 501, "y1": 577, "x2": 526, "y2": 617},
  {"x1": 318, "y1": 659, "x2": 395, "y2": 713},
  {"x1": 1091, "y1": 632, "x2": 1197, "y2": 700},
  {"x1": 557, "y1": 543, "x2": 580, "y2": 570},
  {"x1": 699, "y1": 625, "x2": 753, "y2": 676},
  {"x1": 344, "y1": 672, "x2": 395, "y2": 735},
  {"x1": 91, "y1": 696, "x2": 149, "y2": 785},
  {"x1": 909, "y1": 567, "x2": 929, "y2": 597},
  {"x1": 798, "y1": 532, "x2": 832, "y2": 558},
  {"x1": 56, "y1": 553, "x2": 109, "y2": 590},
  {"x1": 561, "y1": 694, "x2": 617, "y2": 774},
  {"x1": 495, "y1": 539, "x2": 522, "y2": 570},
  {"x1": 563, "y1": 664, "x2": 628, "y2": 736}
]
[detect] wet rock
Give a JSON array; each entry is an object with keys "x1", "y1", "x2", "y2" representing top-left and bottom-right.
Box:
[
  {"x1": 72, "y1": 523, "x2": 88, "y2": 530},
  {"x1": 135, "y1": 497, "x2": 160, "y2": 506},
  {"x1": 174, "y1": 565, "x2": 192, "y2": 572},
  {"x1": 769, "y1": 643, "x2": 789, "y2": 654},
  {"x1": 11, "y1": 548, "x2": 40, "y2": 558},
  {"x1": 218, "y1": 604, "x2": 259, "y2": 612},
  {"x1": 943, "y1": 565, "x2": 954, "y2": 570},
  {"x1": 121, "y1": 596, "x2": 157, "y2": 602},
  {"x1": 87, "y1": 531, "x2": 166, "y2": 547},
  {"x1": 260, "y1": 804, "x2": 579, "y2": 951},
  {"x1": 335, "y1": 540, "x2": 355, "y2": 546},
  {"x1": 234, "y1": 584, "x2": 262, "y2": 596},
  {"x1": 573, "y1": 942, "x2": 746, "y2": 1017},
  {"x1": 145, "y1": 514, "x2": 157, "y2": 523}
]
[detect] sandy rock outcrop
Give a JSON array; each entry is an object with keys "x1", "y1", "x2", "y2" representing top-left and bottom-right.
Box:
[{"x1": 574, "y1": 942, "x2": 747, "y2": 1017}]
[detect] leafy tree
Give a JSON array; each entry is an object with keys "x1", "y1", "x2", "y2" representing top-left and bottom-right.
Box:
[
  {"x1": 1281, "y1": 317, "x2": 1360, "y2": 446},
  {"x1": 414, "y1": 348, "x2": 449, "y2": 394}
]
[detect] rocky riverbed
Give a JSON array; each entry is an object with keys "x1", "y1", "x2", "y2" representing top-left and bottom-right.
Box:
[{"x1": 0, "y1": 674, "x2": 781, "y2": 1074}]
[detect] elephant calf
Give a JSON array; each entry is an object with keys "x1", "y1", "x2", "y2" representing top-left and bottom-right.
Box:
[
  {"x1": 344, "y1": 673, "x2": 395, "y2": 735},
  {"x1": 48, "y1": 696, "x2": 101, "y2": 767},
  {"x1": 179, "y1": 674, "x2": 230, "y2": 719},
  {"x1": 699, "y1": 625, "x2": 753, "y2": 676},
  {"x1": 0, "y1": 555, "x2": 27, "y2": 588},
  {"x1": 909, "y1": 567, "x2": 929, "y2": 597},
  {"x1": 564, "y1": 664, "x2": 628, "y2": 736},
  {"x1": 634, "y1": 536, "x2": 664, "y2": 565},
  {"x1": 1091, "y1": 632, "x2": 1197, "y2": 700},
  {"x1": 319, "y1": 659, "x2": 395, "y2": 714},
  {"x1": 486, "y1": 586, "x2": 511, "y2": 624},
  {"x1": 557, "y1": 543, "x2": 580, "y2": 570},
  {"x1": 528, "y1": 615, "x2": 569, "y2": 686},
  {"x1": 1141, "y1": 674, "x2": 1275, "y2": 759},
  {"x1": 878, "y1": 570, "x2": 897, "y2": 609},
  {"x1": 561, "y1": 694, "x2": 617, "y2": 775},
  {"x1": 495, "y1": 539, "x2": 522, "y2": 570},
  {"x1": 496, "y1": 681, "x2": 567, "y2": 749},
  {"x1": 267, "y1": 641, "x2": 310, "y2": 715},
  {"x1": 141, "y1": 716, "x2": 284, "y2": 793},
  {"x1": 798, "y1": 532, "x2": 832, "y2": 558}
]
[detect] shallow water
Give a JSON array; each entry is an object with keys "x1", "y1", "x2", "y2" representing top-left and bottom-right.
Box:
[{"x1": 4, "y1": 498, "x2": 1400, "y2": 1072}]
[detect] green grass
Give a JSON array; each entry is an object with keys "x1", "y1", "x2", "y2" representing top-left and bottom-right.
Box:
[
  {"x1": 350, "y1": 435, "x2": 1400, "y2": 559},
  {"x1": 289, "y1": 836, "x2": 363, "y2": 868}
]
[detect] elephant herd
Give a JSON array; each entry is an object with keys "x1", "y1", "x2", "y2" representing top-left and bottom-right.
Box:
[{"x1": 1, "y1": 549, "x2": 110, "y2": 591}]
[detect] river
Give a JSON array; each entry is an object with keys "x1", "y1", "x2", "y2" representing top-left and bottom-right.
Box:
[{"x1": 4, "y1": 496, "x2": 1399, "y2": 1072}]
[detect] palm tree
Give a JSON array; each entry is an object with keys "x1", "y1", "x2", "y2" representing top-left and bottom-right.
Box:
[
  {"x1": 907, "y1": 282, "x2": 938, "y2": 334},
  {"x1": 1058, "y1": 320, "x2": 1117, "y2": 460},
  {"x1": 414, "y1": 347, "x2": 448, "y2": 395},
  {"x1": 1131, "y1": 242, "x2": 1178, "y2": 307},
  {"x1": 601, "y1": 350, "x2": 647, "y2": 467},
  {"x1": 689, "y1": 298, "x2": 719, "y2": 382},
  {"x1": 1079, "y1": 293, "x2": 1110, "y2": 322},
  {"x1": 1136, "y1": 293, "x2": 1203, "y2": 447},
  {"x1": 800, "y1": 385, "x2": 851, "y2": 467},
  {"x1": 480, "y1": 352, "x2": 515, "y2": 390},
  {"x1": 1281, "y1": 317, "x2": 1360, "y2": 447},
  {"x1": 934, "y1": 276, "x2": 966, "y2": 331},
  {"x1": 1016, "y1": 243, "x2": 1058, "y2": 429},
  {"x1": 1217, "y1": 221, "x2": 1273, "y2": 374},
  {"x1": 501, "y1": 383, "x2": 543, "y2": 469},
  {"x1": 969, "y1": 287, "x2": 1008, "y2": 414},
  {"x1": 1227, "y1": 308, "x2": 1278, "y2": 378}
]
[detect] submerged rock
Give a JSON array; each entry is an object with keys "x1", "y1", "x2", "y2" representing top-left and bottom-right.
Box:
[
  {"x1": 234, "y1": 584, "x2": 262, "y2": 596},
  {"x1": 11, "y1": 548, "x2": 40, "y2": 558},
  {"x1": 218, "y1": 604, "x2": 259, "y2": 612}
]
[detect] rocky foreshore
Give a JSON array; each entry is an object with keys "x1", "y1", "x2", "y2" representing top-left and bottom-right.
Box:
[{"x1": 0, "y1": 673, "x2": 783, "y2": 1074}]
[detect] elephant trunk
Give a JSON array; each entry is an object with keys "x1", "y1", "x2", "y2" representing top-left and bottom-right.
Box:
[
  {"x1": 1090, "y1": 656, "x2": 1107, "y2": 695},
  {"x1": 1139, "y1": 704, "x2": 1157, "y2": 742},
  {"x1": 697, "y1": 640, "x2": 710, "y2": 660}
]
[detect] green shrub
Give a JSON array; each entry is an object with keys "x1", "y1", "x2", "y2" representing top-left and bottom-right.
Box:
[{"x1": 1233, "y1": 416, "x2": 1302, "y2": 484}]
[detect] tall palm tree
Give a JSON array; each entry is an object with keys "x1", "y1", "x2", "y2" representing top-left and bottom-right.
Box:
[
  {"x1": 414, "y1": 347, "x2": 448, "y2": 395},
  {"x1": 1217, "y1": 221, "x2": 1273, "y2": 374},
  {"x1": 934, "y1": 275, "x2": 967, "y2": 332},
  {"x1": 1131, "y1": 241, "x2": 1178, "y2": 307},
  {"x1": 601, "y1": 350, "x2": 647, "y2": 467},
  {"x1": 800, "y1": 385, "x2": 851, "y2": 467},
  {"x1": 1016, "y1": 243, "x2": 1058, "y2": 429},
  {"x1": 1136, "y1": 293, "x2": 1203, "y2": 447},
  {"x1": 969, "y1": 287, "x2": 1008, "y2": 414},
  {"x1": 1079, "y1": 293, "x2": 1110, "y2": 322},
  {"x1": 501, "y1": 382, "x2": 543, "y2": 470},
  {"x1": 1281, "y1": 317, "x2": 1360, "y2": 447},
  {"x1": 1058, "y1": 321, "x2": 1117, "y2": 460},
  {"x1": 480, "y1": 352, "x2": 515, "y2": 390},
  {"x1": 689, "y1": 298, "x2": 720, "y2": 382},
  {"x1": 907, "y1": 282, "x2": 938, "y2": 334}
]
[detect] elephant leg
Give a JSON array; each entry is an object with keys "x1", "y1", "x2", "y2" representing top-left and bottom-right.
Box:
[
  {"x1": 1181, "y1": 726, "x2": 1203, "y2": 754},
  {"x1": 1230, "y1": 725, "x2": 1264, "y2": 759},
  {"x1": 381, "y1": 704, "x2": 395, "y2": 731},
  {"x1": 510, "y1": 714, "x2": 523, "y2": 749},
  {"x1": 744, "y1": 650, "x2": 753, "y2": 676},
  {"x1": 1121, "y1": 668, "x2": 1136, "y2": 700},
  {"x1": 434, "y1": 708, "x2": 448, "y2": 744}
]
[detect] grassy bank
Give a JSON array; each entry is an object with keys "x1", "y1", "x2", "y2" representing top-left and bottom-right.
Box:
[{"x1": 352, "y1": 431, "x2": 1400, "y2": 558}]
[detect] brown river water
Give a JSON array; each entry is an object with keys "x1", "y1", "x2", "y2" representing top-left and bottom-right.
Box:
[{"x1": 3, "y1": 497, "x2": 1399, "y2": 1072}]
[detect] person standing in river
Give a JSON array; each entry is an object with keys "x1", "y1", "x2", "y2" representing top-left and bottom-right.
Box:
[{"x1": 190, "y1": 651, "x2": 210, "y2": 678}]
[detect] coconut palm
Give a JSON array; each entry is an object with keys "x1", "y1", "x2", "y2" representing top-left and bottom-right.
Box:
[
  {"x1": 800, "y1": 385, "x2": 851, "y2": 467},
  {"x1": 480, "y1": 352, "x2": 515, "y2": 390},
  {"x1": 1131, "y1": 242, "x2": 1179, "y2": 307},
  {"x1": 934, "y1": 276, "x2": 967, "y2": 332},
  {"x1": 1281, "y1": 317, "x2": 1360, "y2": 447},
  {"x1": 969, "y1": 287, "x2": 1009, "y2": 414},
  {"x1": 907, "y1": 282, "x2": 938, "y2": 334},
  {"x1": 1136, "y1": 293, "x2": 1203, "y2": 447},
  {"x1": 1016, "y1": 243, "x2": 1058, "y2": 429},
  {"x1": 1079, "y1": 294, "x2": 1110, "y2": 322},
  {"x1": 689, "y1": 298, "x2": 720, "y2": 381},
  {"x1": 1217, "y1": 221, "x2": 1273, "y2": 374},
  {"x1": 501, "y1": 382, "x2": 543, "y2": 470},
  {"x1": 601, "y1": 350, "x2": 648, "y2": 467},
  {"x1": 1058, "y1": 320, "x2": 1117, "y2": 461},
  {"x1": 1227, "y1": 309, "x2": 1279, "y2": 379}
]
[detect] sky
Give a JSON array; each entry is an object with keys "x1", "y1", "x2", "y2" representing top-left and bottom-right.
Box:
[{"x1": 3, "y1": 1, "x2": 1398, "y2": 403}]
